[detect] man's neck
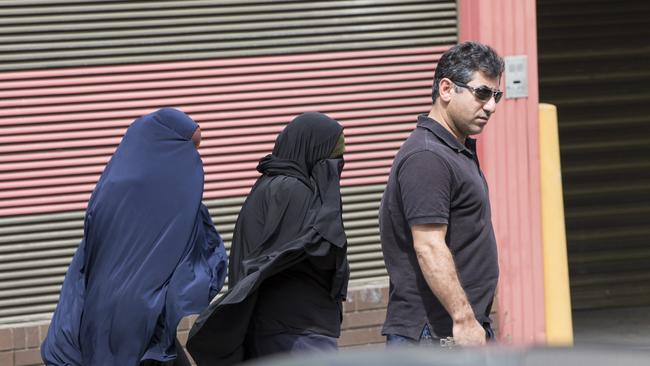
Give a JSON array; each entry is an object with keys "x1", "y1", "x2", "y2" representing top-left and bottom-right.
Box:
[{"x1": 427, "y1": 105, "x2": 466, "y2": 144}]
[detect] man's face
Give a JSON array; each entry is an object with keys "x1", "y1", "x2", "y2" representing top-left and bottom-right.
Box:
[{"x1": 447, "y1": 71, "x2": 500, "y2": 137}]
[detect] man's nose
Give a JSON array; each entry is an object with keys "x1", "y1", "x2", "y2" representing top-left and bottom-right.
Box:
[{"x1": 483, "y1": 97, "x2": 497, "y2": 114}]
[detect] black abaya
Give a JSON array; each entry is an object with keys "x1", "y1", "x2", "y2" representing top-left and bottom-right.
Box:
[{"x1": 187, "y1": 112, "x2": 349, "y2": 365}]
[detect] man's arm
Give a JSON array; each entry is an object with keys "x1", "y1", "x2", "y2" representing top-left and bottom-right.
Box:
[{"x1": 411, "y1": 223, "x2": 486, "y2": 346}]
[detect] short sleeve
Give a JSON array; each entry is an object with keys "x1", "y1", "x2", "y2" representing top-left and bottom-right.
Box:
[{"x1": 397, "y1": 151, "x2": 452, "y2": 227}]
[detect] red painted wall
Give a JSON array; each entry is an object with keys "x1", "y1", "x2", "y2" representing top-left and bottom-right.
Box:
[{"x1": 459, "y1": 0, "x2": 546, "y2": 344}]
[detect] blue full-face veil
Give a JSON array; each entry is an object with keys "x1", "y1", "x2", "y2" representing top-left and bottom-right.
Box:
[{"x1": 42, "y1": 108, "x2": 228, "y2": 366}]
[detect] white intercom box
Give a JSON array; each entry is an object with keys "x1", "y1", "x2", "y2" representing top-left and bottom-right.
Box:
[{"x1": 504, "y1": 55, "x2": 528, "y2": 99}]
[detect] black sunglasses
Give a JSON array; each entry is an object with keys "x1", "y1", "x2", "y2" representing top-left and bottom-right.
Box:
[{"x1": 452, "y1": 81, "x2": 503, "y2": 103}]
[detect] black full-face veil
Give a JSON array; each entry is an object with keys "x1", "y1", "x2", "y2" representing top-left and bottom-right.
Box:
[{"x1": 257, "y1": 112, "x2": 343, "y2": 186}]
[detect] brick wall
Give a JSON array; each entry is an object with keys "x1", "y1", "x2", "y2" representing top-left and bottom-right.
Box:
[
  {"x1": 0, "y1": 280, "x2": 390, "y2": 365},
  {"x1": 0, "y1": 321, "x2": 50, "y2": 366},
  {"x1": 339, "y1": 281, "x2": 389, "y2": 348}
]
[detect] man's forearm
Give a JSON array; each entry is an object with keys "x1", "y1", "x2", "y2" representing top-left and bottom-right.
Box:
[
  {"x1": 414, "y1": 239, "x2": 474, "y2": 323},
  {"x1": 411, "y1": 224, "x2": 486, "y2": 345}
]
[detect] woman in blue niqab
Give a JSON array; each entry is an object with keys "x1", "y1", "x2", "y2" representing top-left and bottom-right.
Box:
[{"x1": 41, "y1": 108, "x2": 228, "y2": 366}]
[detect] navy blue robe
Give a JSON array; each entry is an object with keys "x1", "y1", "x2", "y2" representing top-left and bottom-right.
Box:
[{"x1": 41, "y1": 108, "x2": 228, "y2": 366}]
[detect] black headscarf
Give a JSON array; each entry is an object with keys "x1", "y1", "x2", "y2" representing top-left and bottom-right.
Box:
[
  {"x1": 187, "y1": 112, "x2": 349, "y2": 365},
  {"x1": 256, "y1": 111, "x2": 343, "y2": 189}
]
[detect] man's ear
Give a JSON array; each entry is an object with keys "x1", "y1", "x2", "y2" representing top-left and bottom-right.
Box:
[{"x1": 438, "y1": 78, "x2": 455, "y2": 103}]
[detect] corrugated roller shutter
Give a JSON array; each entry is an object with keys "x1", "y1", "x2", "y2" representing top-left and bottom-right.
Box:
[
  {"x1": 538, "y1": 0, "x2": 650, "y2": 309},
  {"x1": 1, "y1": 46, "x2": 439, "y2": 320},
  {"x1": 1, "y1": 0, "x2": 456, "y2": 70},
  {"x1": 0, "y1": 1, "x2": 457, "y2": 323}
]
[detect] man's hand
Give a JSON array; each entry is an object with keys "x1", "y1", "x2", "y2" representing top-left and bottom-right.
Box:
[{"x1": 452, "y1": 317, "x2": 486, "y2": 346}]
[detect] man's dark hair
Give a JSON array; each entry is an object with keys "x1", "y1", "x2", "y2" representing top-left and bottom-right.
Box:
[{"x1": 431, "y1": 41, "x2": 505, "y2": 103}]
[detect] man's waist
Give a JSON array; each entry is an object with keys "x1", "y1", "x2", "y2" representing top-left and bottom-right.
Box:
[{"x1": 384, "y1": 301, "x2": 493, "y2": 328}]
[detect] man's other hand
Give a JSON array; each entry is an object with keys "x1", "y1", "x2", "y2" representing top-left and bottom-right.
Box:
[{"x1": 452, "y1": 318, "x2": 486, "y2": 346}]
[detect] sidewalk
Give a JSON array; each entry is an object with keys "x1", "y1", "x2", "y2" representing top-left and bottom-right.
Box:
[{"x1": 573, "y1": 306, "x2": 650, "y2": 349}]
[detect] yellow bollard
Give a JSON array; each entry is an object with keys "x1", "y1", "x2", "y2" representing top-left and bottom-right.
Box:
[{"x1": 539, "y1": 103, "x2": 574, "y2": 346}]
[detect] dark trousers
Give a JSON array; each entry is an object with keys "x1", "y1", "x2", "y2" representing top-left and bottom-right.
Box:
[
  {"x1": 386, "y1": 322, "x2": 495, "y2": 346},
  {"x1": 245, "y1": 332, "x2": 337, "y2": 360}
]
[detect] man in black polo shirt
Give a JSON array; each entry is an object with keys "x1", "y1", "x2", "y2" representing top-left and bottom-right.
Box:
[{"x1": 380, "y1": 41, "x2": 504, "y2": 346}]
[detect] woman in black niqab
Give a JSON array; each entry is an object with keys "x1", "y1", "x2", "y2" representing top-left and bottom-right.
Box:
[{"x1": 187, "y1": 112, "x2": 350, "y2": 365}]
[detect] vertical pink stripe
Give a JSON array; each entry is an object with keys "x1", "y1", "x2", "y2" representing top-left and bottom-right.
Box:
[
  {"x1": 459, "y1": 0, "x2": 545, "y2": 345},
  {"x1": 526, "y1": 0, "x2": 545, "y2": 343}
]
